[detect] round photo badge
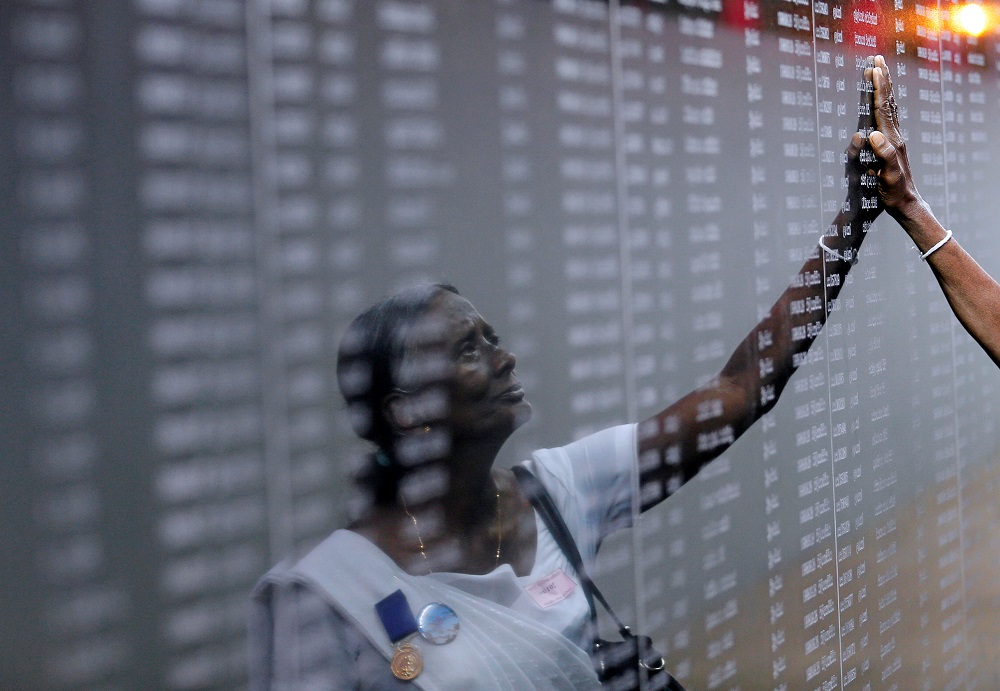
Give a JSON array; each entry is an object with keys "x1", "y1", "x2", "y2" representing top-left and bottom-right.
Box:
[{"x1": 417, "y1": 602, "x2": 459, "y2": 645}]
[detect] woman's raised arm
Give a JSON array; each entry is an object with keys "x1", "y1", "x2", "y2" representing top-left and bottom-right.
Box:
[
  {"x1": 866, "y1": 55, "x2": 1000, "y2": 368},
  {"x1": 635, "y1": 63, "x2": 885, "y2": 510}
]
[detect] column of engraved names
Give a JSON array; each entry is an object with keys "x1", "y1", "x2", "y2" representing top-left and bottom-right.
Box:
[
  {"x1": 899, "y1": 5, "x2": 964, "y2": 688},
  {"x1": 871, "y1": 15, "x2": 923, "y2": 684},
  {"x1": 770, "y1": 2, "x2": 837, "y2": 689},
  {"x1": 756, "y1": 30, "x2": 828, "y2": 685},
  {"x1": 614, "y1": 5, "x2": 691, "y2": 678},
  {"x1": 264, "y1": 0, "x2": 357, "y2": 551},
  {"x1": 892, "y1": 3, "x2": 961, "y2": 688},
  {"x1": 135, "y1": 2, "x2": 265, "y2": 686},
  {"x1": 673, "y1": 0, "x2": 744, "y2": 687},
  {"x1": 492, "y1": 0, "x2": 542, "y2": 463},
  {"x1": 370, "y1": 0, "x2": 462, "y2": 525},
  {"x1": 847, "y1": 11, "x2": 905, "y2": 690},
  {"x1": 830, "y1": 9, "x2": 888, "y2": 688},
  {"x1": 888, "y1": 12, "x2": 924, "y2": 688},
  {"x1": 314, "y1": 0, "x2": 369, "y2": 527},
  {"x1": 845, "y1": 51, "x2": 906, "y2": 691},
  {"x1": 375, "y1": 0, "x2": 449, "y2": 291},
  {"x1": 9, "y1": 3, "x2": 131, "y2": 686},
  {"x1": 924, "y1": 23, "x2": 966, "y2": 686},
  {"x1": 741, "y1": 0, "x2": 792, "y2": 686},
  {"x1": 934, "y1": 16, "x2": 981, "y2": 686},
  {"x1": 946, "y1": 29, "x2": 999, "y2": 687},
  {"x1": 818, "y1": 4, "x2": 881, "y2": 689},
  {"x1": 550, "y1": 0, "x2": 625, "y2": 438},
  {"x1": 970, "y1": 29, "x2": 1000, "y2": 664}
]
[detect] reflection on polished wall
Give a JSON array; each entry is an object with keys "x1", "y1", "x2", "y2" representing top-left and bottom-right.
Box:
[{"x1": 2, "y1": 0, "x2": 1000, "y2": 688}]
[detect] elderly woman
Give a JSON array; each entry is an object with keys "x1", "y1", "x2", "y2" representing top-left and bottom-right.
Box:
[
  {"x1": 249, "y1": 70, "x2": 885, "y2": 691},
  {"x1": 867, "y1": 55, "x2": 1000, "y2": 367}
]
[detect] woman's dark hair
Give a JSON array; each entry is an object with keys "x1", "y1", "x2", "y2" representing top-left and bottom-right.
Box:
[
  {"x1": 337, "y1": 284, "x2": 459, "y2": 505},
  {"x1": 337, "y1": 283, "x2": 459, "y2": 451}
]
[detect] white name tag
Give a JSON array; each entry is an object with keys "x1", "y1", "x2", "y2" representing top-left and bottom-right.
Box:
[{"x1": 525, "y1": 568, "x2": 577, "y2": 609}]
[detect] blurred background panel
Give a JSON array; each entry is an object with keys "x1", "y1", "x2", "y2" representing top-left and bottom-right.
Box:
[{"x1": 2, "y1": 0, "x2": 999, "y2": 688}]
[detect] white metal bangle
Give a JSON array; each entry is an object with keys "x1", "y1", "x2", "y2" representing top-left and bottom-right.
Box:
[
  {"x1": 818, "y1": 236, "x2": 859, "y2": 265},
  {"x1": 920, "y1": 229, "x2": 953, "y2": 261}
]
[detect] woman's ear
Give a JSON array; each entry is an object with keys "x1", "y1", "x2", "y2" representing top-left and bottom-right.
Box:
[{"x1": 383, "y1": 392, "x2": 414, "y2": 434}]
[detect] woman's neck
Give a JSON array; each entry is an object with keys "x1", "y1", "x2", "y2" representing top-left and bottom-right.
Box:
[{"x1": 437, "y1": 437, "x2": 503, "y2": 530}]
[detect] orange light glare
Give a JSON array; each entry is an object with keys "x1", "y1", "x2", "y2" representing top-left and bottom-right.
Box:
[
  {"x1": 953, "y1": 3, "x2": 989, "y2": 36},
  {"x1": 926, "y1": 7, "x2": 943, "y2": 30}
]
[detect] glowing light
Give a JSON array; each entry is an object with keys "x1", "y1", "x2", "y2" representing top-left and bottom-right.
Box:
[
  {"x1": 953, "y1": 3, "x2": 989, "y2": 36},
  {"x1": 926, "y1": 7, "x2": 943, "y2": 30}
]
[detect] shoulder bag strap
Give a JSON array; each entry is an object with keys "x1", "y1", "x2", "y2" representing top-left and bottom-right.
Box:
[{"x1": 511, "y1": 465, "x2": 630, "y2": 637}]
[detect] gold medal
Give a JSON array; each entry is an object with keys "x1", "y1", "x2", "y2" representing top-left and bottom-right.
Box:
[{"x1": 391, "y1": 642, "x2": 423, "y2": 681}]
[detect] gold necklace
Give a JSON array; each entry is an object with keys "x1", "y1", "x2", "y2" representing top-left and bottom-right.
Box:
[
  {"x1": 493, "y1": 480, "x2": 504, "y2": 566},
  {"x1": 401, "y1": 480, "x2": 503, "y2": 574}
]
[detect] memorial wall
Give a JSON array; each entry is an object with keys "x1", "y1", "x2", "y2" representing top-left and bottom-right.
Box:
[{"x1": 2, "y1": 0, "x2": 1000, "y2": 688}]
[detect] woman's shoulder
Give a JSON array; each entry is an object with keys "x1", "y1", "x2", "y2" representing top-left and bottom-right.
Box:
[
  {"x1": 254, "y1": 529, "x2": 392, "y2": 594},
  {"x1": 525, "y1": 423, "x2": 638, "y2": 487}
]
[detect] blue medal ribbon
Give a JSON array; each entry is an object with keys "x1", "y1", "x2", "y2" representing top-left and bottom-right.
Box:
[{"x1": 375, "y1": 589, "x2": 419, "y2": 643}]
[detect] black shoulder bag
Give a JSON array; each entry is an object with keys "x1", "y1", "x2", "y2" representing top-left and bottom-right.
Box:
[{"x1": 511, "y1": 466, "x2": 686, "y2": 691}]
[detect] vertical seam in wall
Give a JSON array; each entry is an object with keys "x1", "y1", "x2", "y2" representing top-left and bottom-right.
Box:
[
  {"x1": 606, "y1": 0, "x2": 648, "y2": 648},
  {"x1": 810, "y1": 4, "x2": 846, "y2": 685},
  {"x1": 246, "y1": 0, "x2": 293, "y2": 563}
]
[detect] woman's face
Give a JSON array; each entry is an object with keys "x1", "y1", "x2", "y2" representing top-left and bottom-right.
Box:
[{"x1": 407, "y1": 291, "x2": 532, "y2": 444}]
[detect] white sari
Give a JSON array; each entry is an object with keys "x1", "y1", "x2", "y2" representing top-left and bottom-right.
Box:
[{"x1": 253, "y1": 530, "x2": 600, "y2": 690}]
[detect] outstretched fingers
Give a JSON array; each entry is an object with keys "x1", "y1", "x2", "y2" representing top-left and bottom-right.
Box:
[
  {"x1": 864, "y1": 55, "x2": 919, "y2": 215},
  {"x1": 872, "y1": 55, "x2": 902, "y2": 145}
]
